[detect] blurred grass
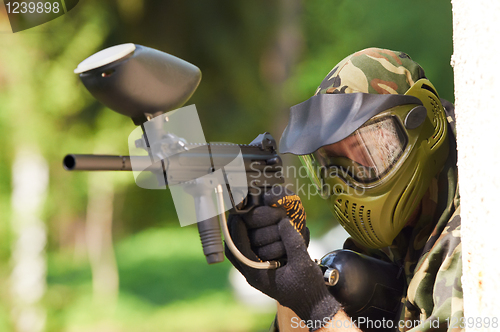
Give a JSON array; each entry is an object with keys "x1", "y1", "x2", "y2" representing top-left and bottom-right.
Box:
[
  {"x1": 0, "y1": 302, "x2": 11, "y2": 332},
  {"x1": 45, "y1": 226, "x2": 275, "y2": 332}
]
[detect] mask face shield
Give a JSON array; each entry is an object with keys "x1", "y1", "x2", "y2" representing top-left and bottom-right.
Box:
[
  {"x1": 299, "y1": 113, "x2": 409, "y2": 198},
  {"x1": 317, "y1": 115, "x2": 408, "y2": 182},
  {"x1": 291, "y1": 79, "x2": 450, "y2": 249}
]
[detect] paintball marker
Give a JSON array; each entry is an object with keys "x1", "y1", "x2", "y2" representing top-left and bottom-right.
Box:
[{"x1": 64, "y1": 44, "x2": 283, "y2": 268}]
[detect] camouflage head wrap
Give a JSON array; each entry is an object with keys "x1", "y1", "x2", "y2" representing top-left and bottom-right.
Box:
[{"x1": 315, "y1": 48, "x2": 426, "y2": 95}]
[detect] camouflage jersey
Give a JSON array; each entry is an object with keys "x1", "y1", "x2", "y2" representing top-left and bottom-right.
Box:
[{"x1": 343, "y1": 102, "x2": 463, "y2": 332}]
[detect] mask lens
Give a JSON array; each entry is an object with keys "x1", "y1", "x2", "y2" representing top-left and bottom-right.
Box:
[{"x1": 314, "y1": 116, "x2": 407, "y2": 184}]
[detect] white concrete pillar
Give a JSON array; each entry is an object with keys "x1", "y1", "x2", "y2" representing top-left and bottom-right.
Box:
[
  {"x1": 452, "y1": 0, "x2": 500, "y2": 329},
  {"x1": 10, "y1": 149, "x2": 48, "y2": 332}
]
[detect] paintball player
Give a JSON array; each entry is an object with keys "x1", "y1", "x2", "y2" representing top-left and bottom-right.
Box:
[{"x1": 225, "y1": 48, "x2": 462, "y2": 331}]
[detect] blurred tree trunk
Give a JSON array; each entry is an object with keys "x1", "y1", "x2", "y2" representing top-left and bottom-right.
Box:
[
  {"x1": 452, "y1": 0, "x2": 500, "y2": 320},
  {"x1": 10, "y1": 149, "x2": 48, "y2": 332},
  {"x1": 85, "y1": 172, "x2": 119, "y2": 303},
  {"x1": 262, "y1": 1, "x2": 307, "y2": 329},
  {"x1": 260, "y1": 0, "x2": 304, "y2": 190}
]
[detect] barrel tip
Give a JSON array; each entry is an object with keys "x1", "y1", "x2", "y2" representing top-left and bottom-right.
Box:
[{"x1": 63, "y1": 155, "x2": 76, "y2": 170}]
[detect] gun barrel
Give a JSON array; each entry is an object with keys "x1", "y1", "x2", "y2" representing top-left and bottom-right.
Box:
[{"x1": 63, "y1": 154, "x2": 155, "y2": 171}]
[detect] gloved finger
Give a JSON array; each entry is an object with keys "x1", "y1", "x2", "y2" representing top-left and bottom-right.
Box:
[
  {"x1": 241, "y1": 205, "x2": 286, "y2": 229},
  {"x1": 263, "y1": 185, "x2": 296, "y2": 206},
  {"x1": 225, "y1": 216, "x2": 270, "y2": 287},
  {"x1": 277, "y1": 218, "x2": 311, "y2": 264},
  {"x1": 225, "y1": 241, "x2": 263, "y2": 289},
  {"x1": 224, "y1": 242, "x2": 243, "y2": 272},
  {"x1": 226, "y1": 214, "x2": 260, "y2": 263},
  {"x1": 253, "y1": 241, "x2": 286, "y2": 262},
  {"x1": 302, "y1": 226, "x2": 311, "y2": 247},
  {"x1": 264, "y1": 187, "x2": 306, "y2": 234},
  {"x1": 248, "y1": 224, "x2": 280, "y2": 247}
]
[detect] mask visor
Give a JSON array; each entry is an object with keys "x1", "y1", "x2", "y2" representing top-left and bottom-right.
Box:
[{"x1": 304, "y1": 116, "x2": 407, "y2": 186}]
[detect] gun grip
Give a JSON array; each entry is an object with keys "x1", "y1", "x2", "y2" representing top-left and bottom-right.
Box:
[{"x1": 197, "y1": 216, "x2": 224, "y2": 264}]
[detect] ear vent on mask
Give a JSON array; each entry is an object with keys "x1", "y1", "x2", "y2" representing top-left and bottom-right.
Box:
[
  {"x1": 334, "y1": 199, "x2": 355, "y2": 235},
  {"x1": 334, "y1": 198, "x2": 382, "y2": 247},
  {"x1": 335, "y1": 198, "x2": 342, "y2": 209},
  {"x1": 428, "y1": 95, "x2": 447, "y2": 150},
  {"x1": 352, "y1": 202, "x2": 357, "y2": 222},
  {"x1": 352, "y1": 203, "x2": 374, "y2": 241},
  {"x1": 334, "y1": 199, "x2": 357, "y2": 236},
  {"x1": 344, "y1": 199, "x2": 350, "y2": 220}
]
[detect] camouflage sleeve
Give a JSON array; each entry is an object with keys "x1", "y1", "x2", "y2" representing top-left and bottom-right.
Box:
[{"x1": 404, "y1": 210, "x2": 463, "y2": 332}]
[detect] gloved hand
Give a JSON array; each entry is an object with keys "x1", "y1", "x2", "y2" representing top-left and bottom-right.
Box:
[
  {"x1": 225, "y1": 186, "x2": 340, "y2": 330},
  {"x1": 234, "y1": 186, "x2": 309, "y2": 262}
]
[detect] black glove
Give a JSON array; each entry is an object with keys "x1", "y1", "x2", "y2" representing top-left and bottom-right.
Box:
[
  {"x1": 225, "y1": 187, "x2": 340, "y2": 330},
  {"x1": 234, "y1": 187, "x2": 310, "y2": 262}
]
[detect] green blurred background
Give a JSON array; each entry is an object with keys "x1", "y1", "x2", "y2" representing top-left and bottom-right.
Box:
[{"x1": 0, "y1": 1, "x2": 453, "y2": 331}]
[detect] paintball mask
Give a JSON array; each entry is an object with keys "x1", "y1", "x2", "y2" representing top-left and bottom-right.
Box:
[{"x1": 280, "y1": 48, "x2": 450, "y2": 248}]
